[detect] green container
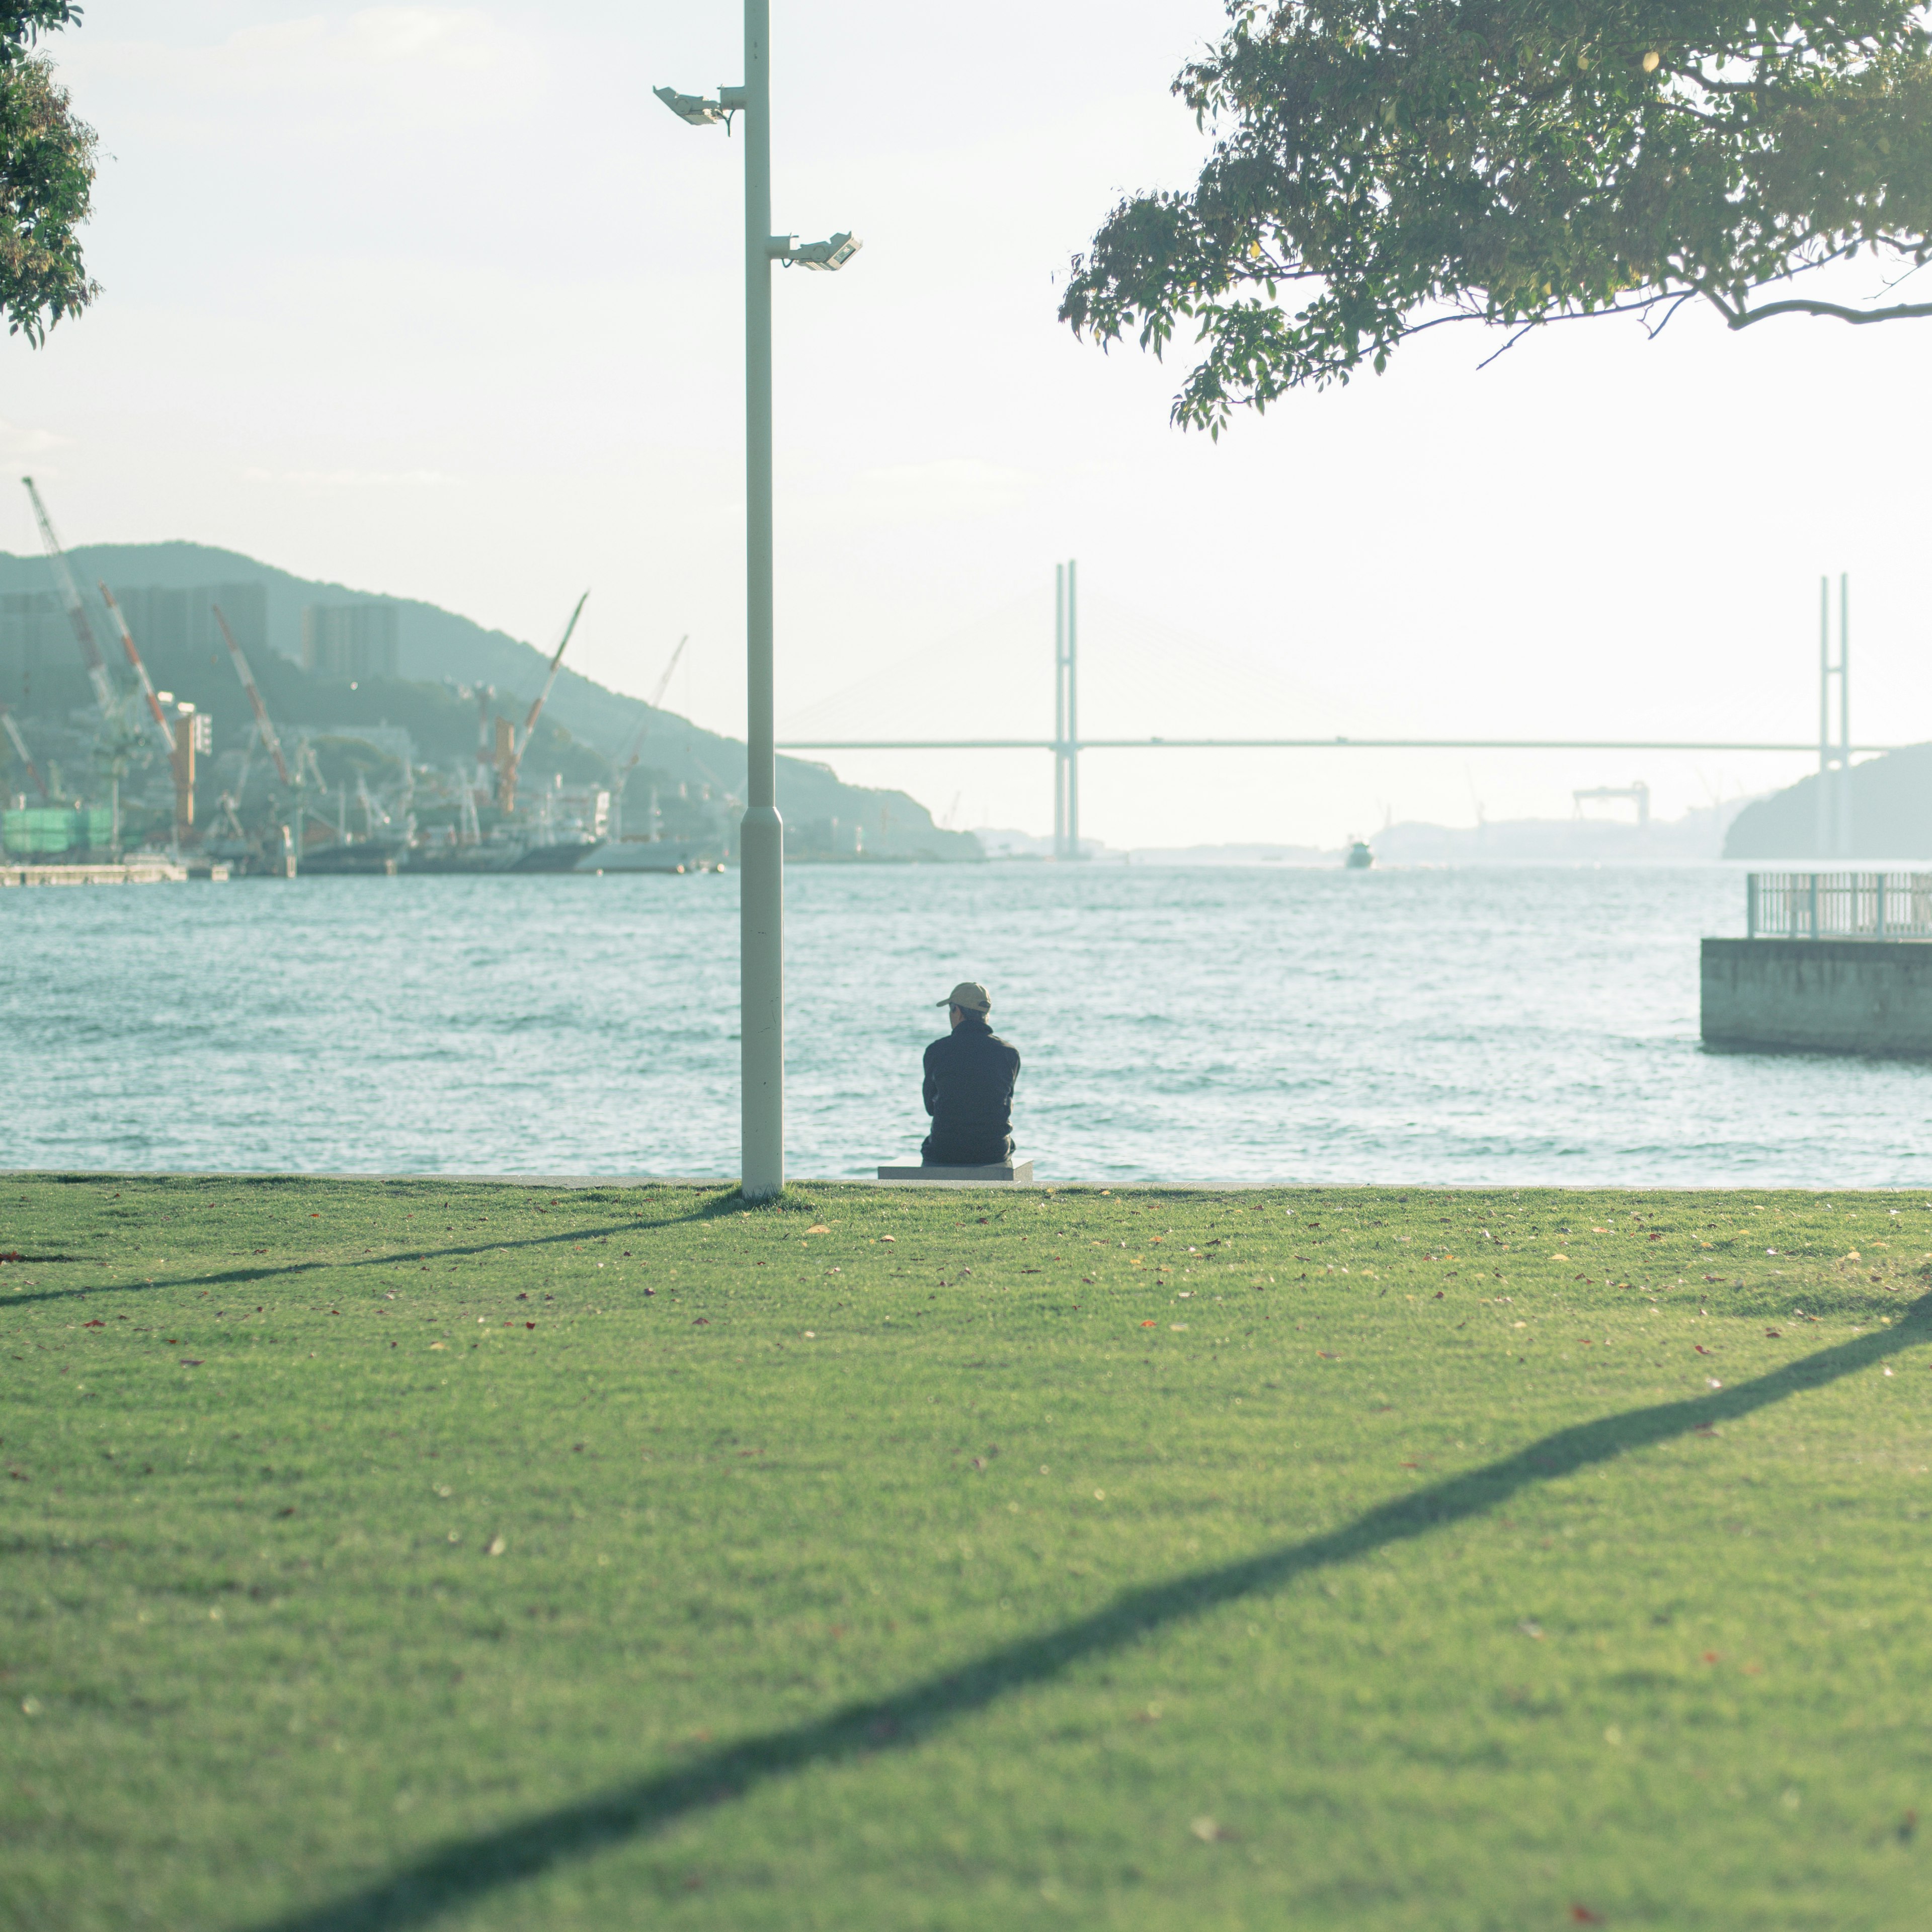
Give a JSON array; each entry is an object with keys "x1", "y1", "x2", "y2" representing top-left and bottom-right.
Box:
[{"x1": 3, "y1": 808, "x2": 81, "y2": 856}]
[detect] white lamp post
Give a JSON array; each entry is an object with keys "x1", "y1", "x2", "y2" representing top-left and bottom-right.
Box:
[{"x1": 657, "y1": 7, "x2": 861, "y2": 1201}]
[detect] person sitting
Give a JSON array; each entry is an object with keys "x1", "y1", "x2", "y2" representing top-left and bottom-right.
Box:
[{"x1": 921, "y1": 981, "x2": 1021, "y2": 1167}]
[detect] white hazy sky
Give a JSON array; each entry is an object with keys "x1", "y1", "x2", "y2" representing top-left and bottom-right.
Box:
[{"x1": 5, "y1": 1, "x2": 1925, "y2": 846}]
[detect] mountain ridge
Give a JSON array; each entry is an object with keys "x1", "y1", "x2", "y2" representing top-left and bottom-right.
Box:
[{"x1": 0, "y1": 540, "x2": 979, "y2": 860}]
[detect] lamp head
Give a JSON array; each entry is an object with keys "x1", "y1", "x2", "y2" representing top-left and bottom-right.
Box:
[
  {"x1": 790, "y1": 231, "x2": 863, "y2": 272},
  {"x1": 653, "y1": 85, "x2": 726, "y2": 127}
]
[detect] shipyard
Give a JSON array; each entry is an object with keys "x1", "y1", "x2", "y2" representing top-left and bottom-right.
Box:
[{"x1": 1, "y1": 481, "x2": 975, "y2": 886}]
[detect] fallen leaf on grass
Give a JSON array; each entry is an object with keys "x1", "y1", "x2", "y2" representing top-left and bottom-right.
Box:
[
  {"x1": 1190, "y1": 1816, "x2": 1236, "y2": 1843},
  {"x1": 807, "y1": 1224, "x2": 829, "y2": 1235},
  {"x1": 486, "y1": 1535, "x2": 507, "y2": 1557},
  {"x1": 1141, "y1": 1320, "x2": 1157, "y2": 1327},
  {"x1": 1570, "y1": 1908, "x2": 1603, "y2": 1925}
]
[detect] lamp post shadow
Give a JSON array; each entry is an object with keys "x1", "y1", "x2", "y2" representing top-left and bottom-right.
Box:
[{"x1": 249, "y1": 1297, "x2": 1931, "y2": 1932}]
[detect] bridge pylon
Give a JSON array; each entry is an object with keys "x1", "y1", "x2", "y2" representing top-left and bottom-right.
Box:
[{"x1": 1053, "y1": 559, "x2": 1080, "y2": 860}]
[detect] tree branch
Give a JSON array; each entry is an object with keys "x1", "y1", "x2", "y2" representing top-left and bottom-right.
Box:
[{"x1": 1726, "y1": 295, "x2": 1932, "y2": 328}]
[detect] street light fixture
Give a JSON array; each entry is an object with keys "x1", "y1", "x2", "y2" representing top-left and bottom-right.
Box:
[
  {"x1": 658, "y1": 5, "x2": 860, "y2": 1202},
  {"x1": 785, "y1": 231, "x2": 863, "y2": 271},
  {"x1": 651, "y1": 85, "x2": 729, "y2": 127}
]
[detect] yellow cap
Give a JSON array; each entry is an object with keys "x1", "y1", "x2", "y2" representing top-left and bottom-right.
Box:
[{"x1": 938, "y1": 981, "x2": 991, "y2": 1013}]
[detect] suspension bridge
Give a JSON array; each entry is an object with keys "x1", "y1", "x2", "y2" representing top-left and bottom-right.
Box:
[{"x1": 777, "y1": 564, "x2": 1892, "y2": 856}]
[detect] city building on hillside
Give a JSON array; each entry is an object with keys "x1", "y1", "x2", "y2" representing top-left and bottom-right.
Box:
[
  {"x1": 113, "y1": 583, "x2": 268, "y2": 660},
  {"x1": 0, "y1": 582, "x2": 268, "y2": 687},
  {"x1": 301, "y1": 603, "x2": 399, "y2": 681},
  {"x1": 0, "y1": 591, "x2": 65, "y2": 688}
]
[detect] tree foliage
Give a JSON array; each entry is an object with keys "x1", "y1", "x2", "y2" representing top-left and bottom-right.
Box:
[
  {"x1": 1061, "y1": 0, "x2": 1932, "y2": 430},
  {"x1": 1, "y1": 2, "x2": 96, "y2": 344}
]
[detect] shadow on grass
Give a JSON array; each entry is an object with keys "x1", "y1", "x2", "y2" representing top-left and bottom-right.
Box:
[
  {"x1": 245, "y1": 1294, "x2": 1932, "y2": 1932},
  {"x1": 1, "y1": 1188, "x2": 753, "y2": 1312}
]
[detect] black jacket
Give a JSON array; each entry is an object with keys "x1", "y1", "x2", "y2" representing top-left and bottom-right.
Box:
[{"x1": 921, "y1": 1016, "x2": 1021, "y2": 1161}]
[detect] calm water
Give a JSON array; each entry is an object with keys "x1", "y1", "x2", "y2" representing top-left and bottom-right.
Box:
[{"x1": 3, "y1": 863, "x2": 1927, "y2": 1186}]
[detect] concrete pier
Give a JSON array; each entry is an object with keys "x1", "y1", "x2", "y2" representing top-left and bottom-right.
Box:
[
  {"x1": 1, "y1": 859, "x2": 189, "y2": 887},
  {"x1": 1701, "y1": 937, "x2": 1932, "y2": 1054}
]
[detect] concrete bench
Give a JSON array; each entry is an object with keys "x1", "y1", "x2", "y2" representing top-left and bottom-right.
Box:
[{"x1": 876, "y1": 1160, "x2": 1034, "y2": 1183}]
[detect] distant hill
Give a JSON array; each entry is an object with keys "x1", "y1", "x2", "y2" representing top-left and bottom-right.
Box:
[
  {"x1": 1724, "y1": 745, "x2": 1932, "y2": 859},
  {"x1": 0, "y1": 541, "x2": 980, "y2": 861}
]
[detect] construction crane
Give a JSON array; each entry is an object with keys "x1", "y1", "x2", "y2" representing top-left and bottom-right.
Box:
[
  {"x1": 22, "y1": 476, "x2": 117, "y2": 720},
  {"x1": 614, "y1": 634, "x2": 689, "y2": 776},
  {"x1": 355, "y1": 770, "x2": 389, "y2": 837},
  {"x1": 97, "y1": 585, "x2": 177, "y2": 754},
  {"x1": 213, "y1": 603, "x2": 293, "y2": 786},
  {"x1": 269, "y1": 732, "x2": 338, "y2": 851},
  {"x1": 1, "y1": 706, "x2": 50, "y2": 801},
  {"x1": 499, "y1": 590, "x2": 589, "y2": 813},
  {"x1": 471, "y1": 683, "x2": 495, "y2": 806},
  {"x1": 453, "y1": 761, "x2": 481, "y2": 845},
  {"x1": 610, "y1": 634, "x2": 689, "y2": 838}
]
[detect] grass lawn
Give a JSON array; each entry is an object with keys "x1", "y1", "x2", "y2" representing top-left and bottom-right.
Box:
[{"x1": 3, "y1": 1173, "x2": 1929, "y2": 1931}]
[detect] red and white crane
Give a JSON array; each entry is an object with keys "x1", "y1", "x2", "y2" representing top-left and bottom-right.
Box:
[
  {"x1": 97, "y1": 584, "x2": 178, "y2": 754},
  {"x1": 22, "y1": 475, "x2": 117, "y2": 720},
  {"x1": 212, "y1": 602, "x2": 293, "y2": 786},
  {"x1": 499, "y1": 590, "x2": 589, "y2": 812}
]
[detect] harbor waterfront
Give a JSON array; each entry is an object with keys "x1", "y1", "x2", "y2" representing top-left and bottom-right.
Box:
[{"x1": 6, "y1": 861, "x2": 1928, "y2": 1186}]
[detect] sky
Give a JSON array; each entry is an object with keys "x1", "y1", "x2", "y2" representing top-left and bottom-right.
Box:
[{"x1": 4, "y1": 1, "x2": 1927, "y2": 849}]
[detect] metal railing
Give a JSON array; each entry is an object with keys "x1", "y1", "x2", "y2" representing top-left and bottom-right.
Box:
[{"x1": 1747, "y1": 872, "x2": 1932, "y2": 939}]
